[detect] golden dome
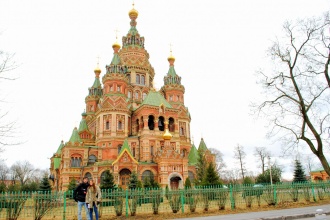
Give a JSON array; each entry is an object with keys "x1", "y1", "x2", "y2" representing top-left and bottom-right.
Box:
[
  {"x1": 163, "y1": 128, "x2": 172, "y2": 140},
  {"x1": 94, "y1": 67, "x2": 101, "y2": 73},
  {"x1": 129, "y1": 7, "x2": 139, "y2": 18},
  {"x1": 112, "y1": 42, "x2": 121, "y2": 49},
  {"x1": 167, "y1": 54, "x2": 175, "y2": 62}
]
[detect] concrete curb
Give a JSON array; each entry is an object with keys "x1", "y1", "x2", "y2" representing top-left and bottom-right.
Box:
[{"x1": 259, "y1": 211, "x2": 330, "y2": 220}]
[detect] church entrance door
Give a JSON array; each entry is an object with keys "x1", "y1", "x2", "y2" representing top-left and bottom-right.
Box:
[
  {"x1": 119, "y1": 168, "x2": 131, "y2": 189},
  {"x1": 170, "y1": 176, "x2": 181, "y2": 190}
]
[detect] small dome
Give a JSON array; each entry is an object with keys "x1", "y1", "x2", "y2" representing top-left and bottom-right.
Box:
[
  {"x1": 94, "y1": 67, "x2": 101, "y2": 74},
  {"x1": 112, "y1": 42, "x2": 121, "y2": 50},
  {"x1": 163, "y1": 128, "x2": 172, "y2": 140},
  {"x1": 129, "y1": 7, "x2": 138, "y2": 19},
  {"x1": 167, "y1": 54, "x2": 175, "y2": 62}
]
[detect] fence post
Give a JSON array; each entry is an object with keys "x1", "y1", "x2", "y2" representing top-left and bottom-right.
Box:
[
  {"x1": 63, "y1": 191, "x2": 66, "y2": 220},
  {"x1": 180, "y1": 189, "x2": 185, "y2": 213},
  {"x1": 273, "y1": 184, "x2": 277, "y2": 205},
  {"x1": 229, "y1": 184, "x2": 235, "y2": 210},
  {"x1": 125, "y1": 189, "x2": 129, "y2": 217},
  {"x1": 311, "y1": 181, "x2": 316, "y2": 202}
]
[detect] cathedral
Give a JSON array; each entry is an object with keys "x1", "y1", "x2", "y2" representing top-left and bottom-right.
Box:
[{"x1": 50, "y1": 5, "x2": 215, "y2": 191}]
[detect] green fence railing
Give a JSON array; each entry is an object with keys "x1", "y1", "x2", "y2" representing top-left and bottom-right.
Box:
[{"x1": 0, "y1": 181, "x2": 329, "y2": 219}]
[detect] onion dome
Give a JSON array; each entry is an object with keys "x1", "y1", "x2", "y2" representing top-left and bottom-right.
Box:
[
  {"x1": 167, "y1": 54, "x2": 175, "y2": 63},
  {"x1": 94, "y1": 66, "x2": 101, "y2": 74},
  {"x1": 112, "y1": 41, "x2": 121, "y2": 51},
  {"x1": 129, "y1": 4, "x2": 139, "y2": 19},
  {"x1": 163, "y1": 128, "x2": 172, "y2": 140}
]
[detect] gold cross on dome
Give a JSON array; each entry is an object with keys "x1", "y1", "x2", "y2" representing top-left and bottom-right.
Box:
[
  {"x1": 169, "y1": 43, "x2": 173, "y2": 55},
  {"x1": 114, "y1": 28, "x2": 120, "y2": 41},
  {"x1": 96, "y1": 56, "x2": 100, "y2": 67}
]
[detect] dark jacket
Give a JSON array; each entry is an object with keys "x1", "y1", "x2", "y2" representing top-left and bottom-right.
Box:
[{"x1": 73, "y1": 182, "x2": 89, "y2": 202}]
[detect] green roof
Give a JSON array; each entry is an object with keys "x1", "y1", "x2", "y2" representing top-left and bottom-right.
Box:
[
  {"x1": 128, "y1": 26, "x2": 138, "y2": 35},
  {"x1": 92, "y1": 77, "x2": 101, "y2": 88},
  {"x1": 78, "y1": 117, "x2": 89, "y2": 133},
  {"x1": 198, "y1": 138, "x2": 208, "y2": 152},
  {"x1": 54, "y1": 158, "x2": 61, "y2": 169},
  {"x1": 56, "y1": 141, "x2": 64, "y2": 155},
  {"x1": 111, "y1": 54, "x2": 121, "y2": 65},
  {"x1": 167, "y1": 66, "x2": 177, "y2": 77},
  {"x1": 119, "y1": 139, "x2": 132, "y2": 155},
  {"x1": 188, "y1": 144, "x2": 199, "y2": 165},
  {"x1": 140, "y1": 90, "x2": 172, "y2": 108},
  {"x1": 69, "y1": 127, "x2": 82, "y2": 143}
]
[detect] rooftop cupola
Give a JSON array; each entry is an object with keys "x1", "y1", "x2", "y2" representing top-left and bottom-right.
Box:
[
  {"x1": 88, "y1": 63, "x2": 103, "y2": 97},
  {"x1": 164, "y1": 50, "x2": 182, "y2": 85},
  {"x1": 122, "y1": 3, "x2": 145, "y2": 48},
  {"x1": 106, "y1": 36, "x2": 129, "y2": 75}
]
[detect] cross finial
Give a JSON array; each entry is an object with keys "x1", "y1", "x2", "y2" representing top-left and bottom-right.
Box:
[
  {"x1": 96, "y1": 55, "x2": 100, "y2": 67},
  {"x1": 169, "y1": 43, "x2": 173, "y2": 55},
  {"x1": 132, "y1": 0, "x2": 135, "y2": 8},
  {"x1": 114, "y1": 28, "x2": 120, "y2": 42}
]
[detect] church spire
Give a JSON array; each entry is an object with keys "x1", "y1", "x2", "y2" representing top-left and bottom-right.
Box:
[
  {"x1": 164, "y1": 48, "x2": 181, "y2": 85},
  {"x1": 122, "y1": 3, "x2": 145, "y2": 48},
  {"x1": 88, "y1": 61, "x2": 103, "y2": 96}
]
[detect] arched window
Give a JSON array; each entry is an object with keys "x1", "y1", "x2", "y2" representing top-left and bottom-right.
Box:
[
  {"x1": 141, "y1": 75, "x2": 145, "y2": 85},
  {"x1": 106, "y1": 121, "x2": 110, "y2": 130},
  {"x1": 136, "y1": 74, "x2": 140, "y2": 84},
  {"x1": 127, "y1": 73, "x2": 131, "y2": 83},
  {"x1": 135, "y1": 91, "x2": 139, "y2": 100},
  {"x1": 71, "y1": 157, "x2": 82, "y2": 167},
  {"x1": 118, "y1": 144, "x2": 122, "y2": 154},
  {"x1": 148, "y1": 115, "x2": 155, "y2": 130},
  {"x1": 141, "y1": 116, "x2": 144, "y2": 129},
  {"x1": 142, "y1": 170, "x2": 153, "y2": 182},
  {"x1": 117, "y1": 85, "x2": 121, "y2": 92},
  {"x1": 118, "y1": 121, "x2": 123, "y2": 130},
  {"x1": 128, "y1": 91, "x2": 132, "y2": 98},
  {"x1": 136, "y1": 119, "x2": 139, "y2": 132},
  {"x1": 158, "y1": 116, "x2": 164, "y2": 131},
  {"x1": 85, "y1": 172, "x2": 92, "y2": 180},
  {"x1": 88, "y1": 154, "x2": 97, "y2": 163},
  {"x1": 180, "y1": 127, "x2": 185, "y2": 136},
  {"x1": 169, "y1": 117, "x2": 175, "y2": 132},
  {"x1": 181, "y1": 149, "x2": 187, "y2": 157},
  {"x1": 150, "y1": 146, "x2": 154, "y2": 156},
  {"x1": 132, "y1": 147, "x2": 136, "y2": 157},
  {"x1": 142, "y1": 92, "x2": 147, "y2": 100}
]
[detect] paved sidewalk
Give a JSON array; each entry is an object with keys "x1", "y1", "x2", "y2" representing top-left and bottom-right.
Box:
[{"x1": 171, "y1": 204, "x2": 330, "y2": 220}]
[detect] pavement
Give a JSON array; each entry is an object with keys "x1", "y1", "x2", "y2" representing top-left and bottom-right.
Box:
[{"x1": 171, "y1": 204, "x2": 330, "y2": 220}]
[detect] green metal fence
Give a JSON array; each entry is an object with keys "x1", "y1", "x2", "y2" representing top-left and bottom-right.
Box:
[{"x1": 0, "y1": 181, "x2": 329, "y2": 219}]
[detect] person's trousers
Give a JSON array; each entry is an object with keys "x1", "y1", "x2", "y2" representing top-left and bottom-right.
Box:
[{"x1": 77, "y1": 201, "x2": 90, "y2": 220}]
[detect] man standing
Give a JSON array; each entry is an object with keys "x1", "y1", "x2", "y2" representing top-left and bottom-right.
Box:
[{"x1": 73, "y1": 177, "x2": 90, "y2": 220}]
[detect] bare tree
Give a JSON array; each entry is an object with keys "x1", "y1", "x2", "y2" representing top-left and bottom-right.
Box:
[
  {"x1": 11, "y1": 160, "x2": 35, "y2": 186},
  {"x1": 254, "y1": 147, "x2": 270, "y2": 174},
  {"x1": 0, "y1": 159, "x2": 8, "y2": 181},
  {"x1": 209, "y1": 148, "x2": 227, "y2": 178},
  {"x1": 234, "y1": 144, "x2": 246, "y2": 180},
  {"x1": 0, "y1": 49, "x2": 19, "y2": 149},
  {"x1": 253, "y1": 12, "x2": 330, "y2": 176}
]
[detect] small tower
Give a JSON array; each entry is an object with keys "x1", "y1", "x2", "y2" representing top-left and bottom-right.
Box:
[
  {"x1": 161, "y1": 49, "x2": 185, "y2": 107},
  {"x1": 85, "y1": 64, "x2": 103, "y2": 114}
]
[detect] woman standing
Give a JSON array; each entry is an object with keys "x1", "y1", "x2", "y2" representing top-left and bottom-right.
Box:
[{"x1": 86, "y1": 179, "x2": 102, "y2": 220}]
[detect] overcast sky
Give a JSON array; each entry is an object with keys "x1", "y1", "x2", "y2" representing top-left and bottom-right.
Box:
[{"x1": 0, "y1": 0, "x2": 329, "y2": 180}]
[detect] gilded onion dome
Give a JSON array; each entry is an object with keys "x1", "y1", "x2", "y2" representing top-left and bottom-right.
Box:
[
  {"x1": 163, "y1": 128, "x2": 172, "y2": 140},
  {"x1": 129, "y1": 4, "x2": 138, "y2": 19}
]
